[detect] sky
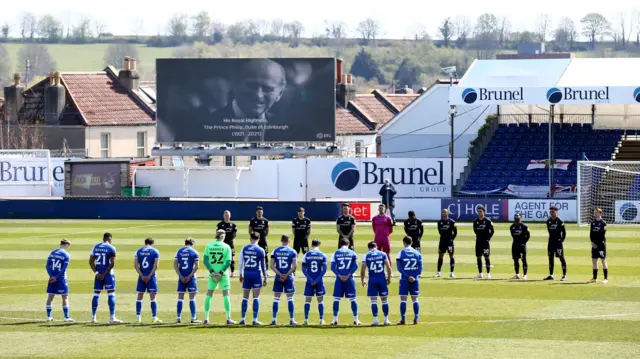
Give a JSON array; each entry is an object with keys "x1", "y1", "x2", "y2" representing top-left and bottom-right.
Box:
[{"x1": 0, "y1": 0, "x2": 637, "y2": 40}]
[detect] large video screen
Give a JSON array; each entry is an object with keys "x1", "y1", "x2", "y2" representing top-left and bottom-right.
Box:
[{"x1": 156, "y1": 58, "x2": 336, "y2": 143}]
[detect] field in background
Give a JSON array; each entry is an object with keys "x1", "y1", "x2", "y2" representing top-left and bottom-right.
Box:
[{"x1": 0, "y1": 219, "x2": 639, "y2": 359}]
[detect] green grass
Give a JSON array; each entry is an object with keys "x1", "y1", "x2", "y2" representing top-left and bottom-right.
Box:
[{"x1": 0, "y1": 219, "x2": 639, "y2": 359}]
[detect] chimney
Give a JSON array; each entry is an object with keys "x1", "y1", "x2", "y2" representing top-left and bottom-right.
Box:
[
  {"x1": 336, "y1": 73, "x2": 356, "y2": 108},
  {"x1": 3, "y1": 73, "x2": 24, "y2": 123},
  {"x1": 44, "y1": 72, "x2": 65, "y2": 125},
  {"x1": 336, "y1": 58, "x2": 343, "y2": 84},
  {"x1": 395, "y1": 85, "x2": 414, "y2": 94},
  {"x1": 118, "y1": 56, "x2": 140, "y2": 91}
]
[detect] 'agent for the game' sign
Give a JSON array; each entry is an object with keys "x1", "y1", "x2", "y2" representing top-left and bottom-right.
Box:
[
  {"x1": 440, "y1": 198, "x2": 508, "y2": 221},
  {"x1": 508, "y1": 200, "x2": 576, "y2": 222}
]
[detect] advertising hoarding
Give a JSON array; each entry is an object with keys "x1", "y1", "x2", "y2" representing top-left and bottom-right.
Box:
[
  {"x1": 0, "y1": 157, "x2": 69, "y2": 196},
  {"x1": 70, "y1": 163, "x2": 121, "y2": 196},
  {"x1": 509, "y1": 199, "x2": 577, "y2": 222},
  {"x1": 156, "y1": 58, "x2": 336, "y2": 143},
  {"x1": 440, "y1": 198, "x2": 508, "y2": 221},
  {"x1": 449, "y1": 86, "x2": 640, "y2": 105}
]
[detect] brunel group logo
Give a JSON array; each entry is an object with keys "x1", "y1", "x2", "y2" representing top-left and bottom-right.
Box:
[
  {"x1": 634, "y1": 87, "x2": 640, "y2": 103},
  {"x1": 331, "y1": 161, "x2": 360, "y2": 191},
  {"x1": 619, "y1": 202, "x2": 638, "y2": 221},
  {"x1": 461, "y1": 88, "x2": 478, "y2": 104},
  {"x1": 547, "y1": 88, "x2": 562, "y2": 104}
]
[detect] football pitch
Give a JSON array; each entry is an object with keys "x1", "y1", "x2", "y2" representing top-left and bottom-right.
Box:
[{"x1": 0, "y1": 219, "x2": 639, "y2": 359}]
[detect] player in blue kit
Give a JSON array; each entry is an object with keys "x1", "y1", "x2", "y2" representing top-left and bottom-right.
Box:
[
  {"x1": 396, "y1": 236, "x2": 423, "y2": 325},
  {"x1": 173, "y1": 237, "x2": 201, "y2": 323},
  {"x1": 46, "y1": 239, "x2": 73, "y2": 322},
  {"x1": 239, "y1": 233, "x2": 268, "y2": 325},
  {"x1": 331, "y1": 238, "x2": 361, "y2": 326},
  {"x1": 270, "y1": 235, "x2": 298, "y2": 325},
  {"x1": 89, "y1": 233, "x2": 122, "y2": 323},
  {"x1": 134, "y1": 238, "x2": 161, "y2": 323},
  {"x1": 361, "y1": 241, "x2": 392, "y2": 326},
  {"x1": 301, "y1": 239, "x2": 328, "y2": 325}
]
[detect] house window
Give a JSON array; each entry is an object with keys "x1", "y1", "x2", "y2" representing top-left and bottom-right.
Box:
[
  {"x1": 250, "y1": 143, "x2": 258, "y2": 161},
  {"x1": 100, "y1": 133, "x2": 110, "y2": 158},
  {"x1": 355, "y1": 140, "x2": 363, "y2": 157},
  {"x1": 136, "y1": 131, "x2": 147, "y2": 157},
  {"x1": 225, "y1": 143, "x2": 234, "y2": 166}
]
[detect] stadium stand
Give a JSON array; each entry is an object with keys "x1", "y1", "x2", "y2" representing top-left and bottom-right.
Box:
[{"x1": 461, "y1": 123, "x2": 621, "y2": 192}]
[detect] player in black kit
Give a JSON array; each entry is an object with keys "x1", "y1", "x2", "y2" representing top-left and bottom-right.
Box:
[
  {"x1": 588, "y1": 208, "x2": 608, "y2": 284},
  {"x1": 435, "y1": 209, "x2": 457, "y2": 278},
  {"x1": 403, "y1": 210, "x2": 424, "y2": 252},
  {"x1": 249, "y1": 206, "x2": 270, "y2": 276},
  {"x1": 544, "y1": 206, "x2": 567, "y2": 281},
  {"x1": 336, "y1": 203, "x2": 356, "y2": 250},
  {"x1": 216, "y1": 210, "x2": 238, "y2": 277},
  {"x1": 473, "y1": 206, "x2": 494, "y2": 279},
  {"x1": 510, "y1": 213, "x2": 530, "y2": 280},
  {"x1": 292, "y1": 207, "x2": 311, "y2": 254}
]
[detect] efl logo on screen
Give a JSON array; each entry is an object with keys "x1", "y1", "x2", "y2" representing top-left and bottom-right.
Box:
[{"x1": 349, "y1": 203, "x2": 373, "y2": 221}]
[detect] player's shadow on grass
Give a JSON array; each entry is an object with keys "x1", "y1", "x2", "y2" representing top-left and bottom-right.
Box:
[
  {"x1": 507, "y1": 279, "x2": 546, "y2": 283},
  {"x1": 38, "y1": 323, "x2": 84, "y2": 328},
  {"x1": 0, "y1": 321, "x2": 41, "y2": 326},
  {"x1": 551, "y1": 281, "x2": 590, "y2": 285},
  {"x1": 184, "y1": 324, "x2": 390, "y2": 330}
]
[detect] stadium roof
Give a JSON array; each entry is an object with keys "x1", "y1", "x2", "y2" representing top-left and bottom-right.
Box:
[{"x1": 450, "y1": 58, "x2": 640, "y2": 105}]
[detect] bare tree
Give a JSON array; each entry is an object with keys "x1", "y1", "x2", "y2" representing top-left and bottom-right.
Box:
[
  {"x1": 1, "y1": 23, "x2": 9, "y2": 40},
  {"x1": 167, "y1": 13, "x2": 189, "y2": 40},
  {"x1": 72, "y1": 16, "x2": 93, "y2": 41},
  {"x1": 103, "y1": 43, "x2": 140, "y2": 67},
  {"x1": 454, "y1": 16, "x2": 472, "y2": 47},
  {"x1": 94, "y1": 20, "x2": 106, "y2": 39},
  {"x1": 211, "y1": 20, "x2": 226, "y2": 43},
  {"x1": 325, "y1": 20, "x2": 348, "y2": 40},
  {"x1": 19, "y1": 12, "x2": 37, "y2": 41},
  {"x1": 636, "y1": 10, "x2": 640, "y2": 46},
  {"x1": 535, "y1": 14, "x2": 552, "y2": 42},
  {"x1": 17, "y1": 44, "x2": 56, "y2": 84},
  {"x1": 131, "y1": 18, "x2": 144, "y2": 39},
  {"x1": 437, "y1": 18, "x2": 456, "y2": 47},
  {"x1": 226, "y1": 21, "x2": 247, "y2": 43},
  {"x1": 254, "y1": 19, "x2": 270, "y2": 36},
  {"x1": 497, "y1": 16, "x2": 511, "y2": 48},
  {"x1": 283, "y1": 21, "x2": 304, "y2": 46},
  {"x1": 270, "y1": 19, "x2": 284, "y2": 39},
  {"x1": 554, "y1": 17, "x2": 577, "y2": 51},
  {"x1": 37, "y1": 15, "x2": 63, "y2": 43},
  {"x1": 0, "y1": 44, "x2": 11, "y2": 88},
  {"x1": 473, "y1": 13, "x2": 500, "y2": 59},
  {"x1": 616, "y1": 11, "x2": 631, "y2": 48},
  {"x1": 581, "y1": 13, "x2": 611, "y2": 49},
  {"x1": 191, "y1": 11, "x2": 212, "y2": 38},
  {"x1": 356, "y1": 18, "x2": 381, "y2": 44},
  {"x1": 408, "y1": 23, "x2": 430, "y2": 41}
]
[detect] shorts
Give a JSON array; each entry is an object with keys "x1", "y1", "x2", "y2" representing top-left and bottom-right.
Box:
[
  {"x1": 548, "y1": 242, "x2": 564, "y2": 257},
  {"x1": 475, "y1": 241, "x2": 491, "y2": 257},
  {"x1": 258, "y1": 240, "x2": 268, "y2": 257},
  {"x1": 411, "y1": 237, "x2": 421, "y2": 252},
  {"x1": 242, "y1": 272, "x2": 263, "y2": 290},
  {"x1": 304, "y1": 281, "x2": 326, "y2": 297},
  {"x1": 591, "y1": 243, "x2": 606, "y2": 259},
  {"x1": 94, "y1": 273, "x2": 116, "y2": 291},
  {"x1": 177, "y1": 276, "x2": 198, "y2": 293},
  {"x1": 399, "y1": 279, "x2": 420, "y2": 296},
  {"x1": 438, "y1": 240, "x2": 454, "y2": 255},
  {"x1": 136, "y1": 276, "x2": 159, "y2": 293},
  {"x1": 512, "y1": 243, "x2": 527, "y2": 260},
  {"x1": 293, "y1": 236, "x2": 309, "y2": 254},
  {"x1": 47, "y1": 279, "x2": 69, "y2": 295},
  {"x1": 333, "y1": 278, "x2": 356, "y2": 299},
  {"x1": 376, "y1": 239, "x2": 391, "y2": 254},
  {"x1": 273, "y1": 275, "x2": 295, "y2": 293},
  {"x1": 224, "y1": 240, "x2": 235, "y2": 256},
  {"x1": 367, "y1": 279, "x2": 389, "y2": 297},
  {"x1": 338, "y1": 236, "x2": 354, "y2": 251},
  {"x1": 208, "y1": 273, "x2": 231, "y2": 291}
]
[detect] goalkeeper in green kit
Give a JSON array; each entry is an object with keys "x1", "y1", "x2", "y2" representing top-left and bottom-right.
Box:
[{"x1": 203, "y1": 230, "x2": 235, "y2": 325}]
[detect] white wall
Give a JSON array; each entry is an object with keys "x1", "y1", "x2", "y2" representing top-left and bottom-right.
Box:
[
  {"x1": 85, "y1": 125, "x2": 156, "y2": 158},
  {"x1": 336, "y1": 134, "x2": 377, "y2": 158}
]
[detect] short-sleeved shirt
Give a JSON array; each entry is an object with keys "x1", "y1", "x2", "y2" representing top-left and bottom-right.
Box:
[
  {"x1": 249, "y1": 217, "x2": 269, "y2": 240},
  {"x1": 473, "y1": 218, "x2": 494, "y2": 241},
  {"x1": 438, "y1": 219, "x2": 457, "y2": 241},
  {"x1": 331, "y1": 248, "x2": 358, "y2": 276},
  {"x1": 301, "y1": 249, "x2": 327, "y2": 281},
  {"x1": 174, "y1": 246, "x2": 199, "y2": 278},
  {"x1": 240, "y1": 244, "x2": 266, "y2": 275},
  {"x1": 546, "y1": 217, "x2": 565, "y2": 240},
  {"x1": 47, "y1": 248, "x2": 71, "y2": 279},
  {"x1": 590, "y1": 219, "x2": 607, "y2": 245},
  {"x1": 510, "y1": 223, "x2": 529, "y2": 244},
  {"x1": 292, "y1": 217, "x2": 311, "y2": 238},
  {"x1": 271, "y1": 246, "x2": 297, "y2": 275},
  {"x1": 336, "y1": 215, "x2": 356, "y2": 238},
  {"x1": 204, "y1": 240, "x2": 232, "y2": 274},
  {"x1": 216, "y1": 221, "x2": 237, "y2": 244},
  {"x1": 135, "y1": 246, "x2": 160, "y2": 277},
  {"x1": 91, "y1": 242, "x2": 116, "y2": 274},
  {"x1": 362, "y1": 250, "x2": 388, "y2": 281},
  {"x1": 404, "y1": 218, "x2": 423, "y2": 239}
]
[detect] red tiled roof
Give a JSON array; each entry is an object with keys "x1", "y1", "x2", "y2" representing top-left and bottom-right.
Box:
[
  {"x1": 61, "y1": 73, "x2": 154, "y2": 126},
  {"x1": 336, "y1": 105, "x2": 374, "y2": 135},
  {"x1": 354, "y1": 94, "x2": 394, "y2": 127},
  {"x1": 384, "y1": 94, "x2": 419, "y2": 111}
]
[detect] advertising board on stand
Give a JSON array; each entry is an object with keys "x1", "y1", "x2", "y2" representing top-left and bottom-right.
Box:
[
  {"x1": 614, "y1": 200, "x2": 640, "y2": 223},
  {"x1": 0, "y1": 156, "x2": 69, "y2": 197},
  {"x1": 508, "y1": 199, "x2": 577, "y2": 222},
  {"x1": 440, "y1": 198, "x2": 508, "y2": 221}
]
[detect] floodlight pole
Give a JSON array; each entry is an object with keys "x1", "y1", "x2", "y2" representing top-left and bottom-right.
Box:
[
  {"x1": 450, "y1": 105, "x2": 455, "y2": 197},
  {"x1": 549, "y1": 105, "x2": 555, "y2": 198}
]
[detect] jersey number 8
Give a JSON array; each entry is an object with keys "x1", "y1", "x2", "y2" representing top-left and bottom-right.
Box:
[{"x1": 309, "y1": 261, "x2": 318, "y2": 272}]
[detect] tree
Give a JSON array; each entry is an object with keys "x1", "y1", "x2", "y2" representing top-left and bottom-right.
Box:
[
  {"x1": 19, "y1": 12, "x2": 37, "y2": 41},
  {"x1": 17, "y1": 44, "x2": 56, "y2": 84},
  {"x1": 454, "y1": 16, "x2": 472, "y2": 47},
  {"x1": 103, "y1": 43, "x2": 140, "y2": 68},
  {"x1": 437, "y1": 18, "x2": 455, "y2": 47},
  {"x1": 408, "y1": 23, "x2": 430, "y2": 41},
  {"x1": 167, "y1": 13, "x2": 189, "y2": 44},
  {"x1": 535, "y1": 14, "x2": 552, "y2": 42},
  {"x1": 94, "y1": 20, "x2": 106, "y2": 39},
  {"x1": 350, "y1": 48, "x2": 384, "y2": 82},
  {"x1": 554, "y1": 17, "x2": 577, "y2": 50},
  {"x1": 191, "y1": 11, "x2": 212, "y2": 38},
  {"x1": 473, "y1": 13, "x2": 500, "y2": 59},
  {"x1": 1, "y1": 24, "x2": 9, "y2": 40},
  {"x1": 131, "y1": 18, "x2": 144, "y2": 39},
  {"x1": 581, "y1": 13, "x2": 611, "y2": 49},
  {"x1": 517, "y1": 31, "x2": 536, "y2": 44},
  {"x1": 37, "y1": 15, "x2": 63, "y2": 43},
  {"x1": 0, "y1": 44, "x2": 12, "y2": 88},
  {"x1": 324, "y1": 20, "x2": 349, "y2": 55},
  {"x1": 616, "y1": 11, "x2": 632, "y2": 48},
  {"x1": 356, "y1": 18, "x2": 381, "y2": 44},
  {"x1": 394, "y1": 57, "x2": 421, "y2": 88},
  {"x1": 72, "y1": 16, "x2": 93, "y2": 42},
  {"x1": 270, "y1": 19, "x2": 284, "y2": 40},
  {"x1": 226, "y1": 21, "x2": 247, "y2": 43},
  {"x1": 211, "y1": 21, "x2": 226, "y2": 43},
  {"x1": 497, "y1": 16, "x2": 511, "y2": 48},
  {"x1": 283, "y1": 21, "x2": 304, "y2": 47}
]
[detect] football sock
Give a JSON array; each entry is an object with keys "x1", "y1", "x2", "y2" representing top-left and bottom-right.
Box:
[
  {"x1": 514, "y1": 259, "x2": 520, "y2": 274},
  {"x1": 46, "y1": 304, "x2": 52, "y2": 318},
  {"x1": 413, "y1": 300, "x2": 420, "y2": 321},
  {"x1": 241, "y1": 298, "x2": 249, "y2": 319},
  {"x1": 371, "y1": 300, "x2": 379, "y2": 318},
  {"x1": 230, "y1": 260, "x2": 235, "y2": 274},
  {"x1": 593, "y1": 269, "x2": 598, "y2": 279},
  {"x1": 381, "y1": 301, "x2": 389, "y2": 318},
  {"x1": 332, "y1": 299, "x2": 340, "y2": 320},
  {"x1": 204, "y1": 296, "x2": 211, "y2": 319},
  {"x1": 560, "y1": 257, "x2": 567, "y2": 276},
  {"x1": 603, "y1": 268, "x2": 608, "y2": 280},
  {"x1": 136, "y1": 300, "x2": 142, "y2": 316},
  {"x1": 107, "y1": 293, "x2": 116, "y2": 317},
  {"x1": 350, "y1": 299, "x2": 359, "y2": 320},
  {"x1": 450, "y1": 258, "x2": 455, "y2": 273},
  {"x1": 189, "y1": 299, "x2": 197, "y2": 319},
  {"x1": 476, "y1": 258, "x2": 483, "y2": 273},
  {"x1": 91, "y1": 294, "x2": 99, "y2": 316},
  {"x1": 437, "y1": 257, "x2": 443, "y2": 272},
  {"x1": 485, "y1": 257, "x2": 491, "y2": 273},
  {"x1": 287, "y1": 297, "x2": 295, "y2": 320},
  {"x1": 177, "y1": 299, "x2": 184, "y2": 318},
  {"x1": 223, "y1": 295, "x2": 231, "y2": 320},
  {"x1": 522, "y1": 259, "x2": 528, "y2": 275},
  {"x1": 272, "y1": 297, "x2": 280, "y2": 321},
  {"x1": 253, "y1": 298, "x2": 260, "y2": 321},
  {"x1": 318, "y1": 302, "x2": 324, "y2": 320},
  {"x1": 548, "y1": 256, "x2": 554, "y2": 275},
  {"x1": 62, "y1": 305, "x2": 69, "y2": 319},
  {"x1": 400, "y1": 300, "x2": 407, "y2": 321},
  {"x1": 150, "y1": 300, "x2": 157, "y2": 317},
  {"x1": 304, "y1": 302, "x2": 311, "y2": 320}
]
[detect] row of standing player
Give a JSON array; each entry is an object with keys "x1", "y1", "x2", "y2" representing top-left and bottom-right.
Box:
[{"x1": 44, "y1": 230, "x2": 423, "y2": 326}]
